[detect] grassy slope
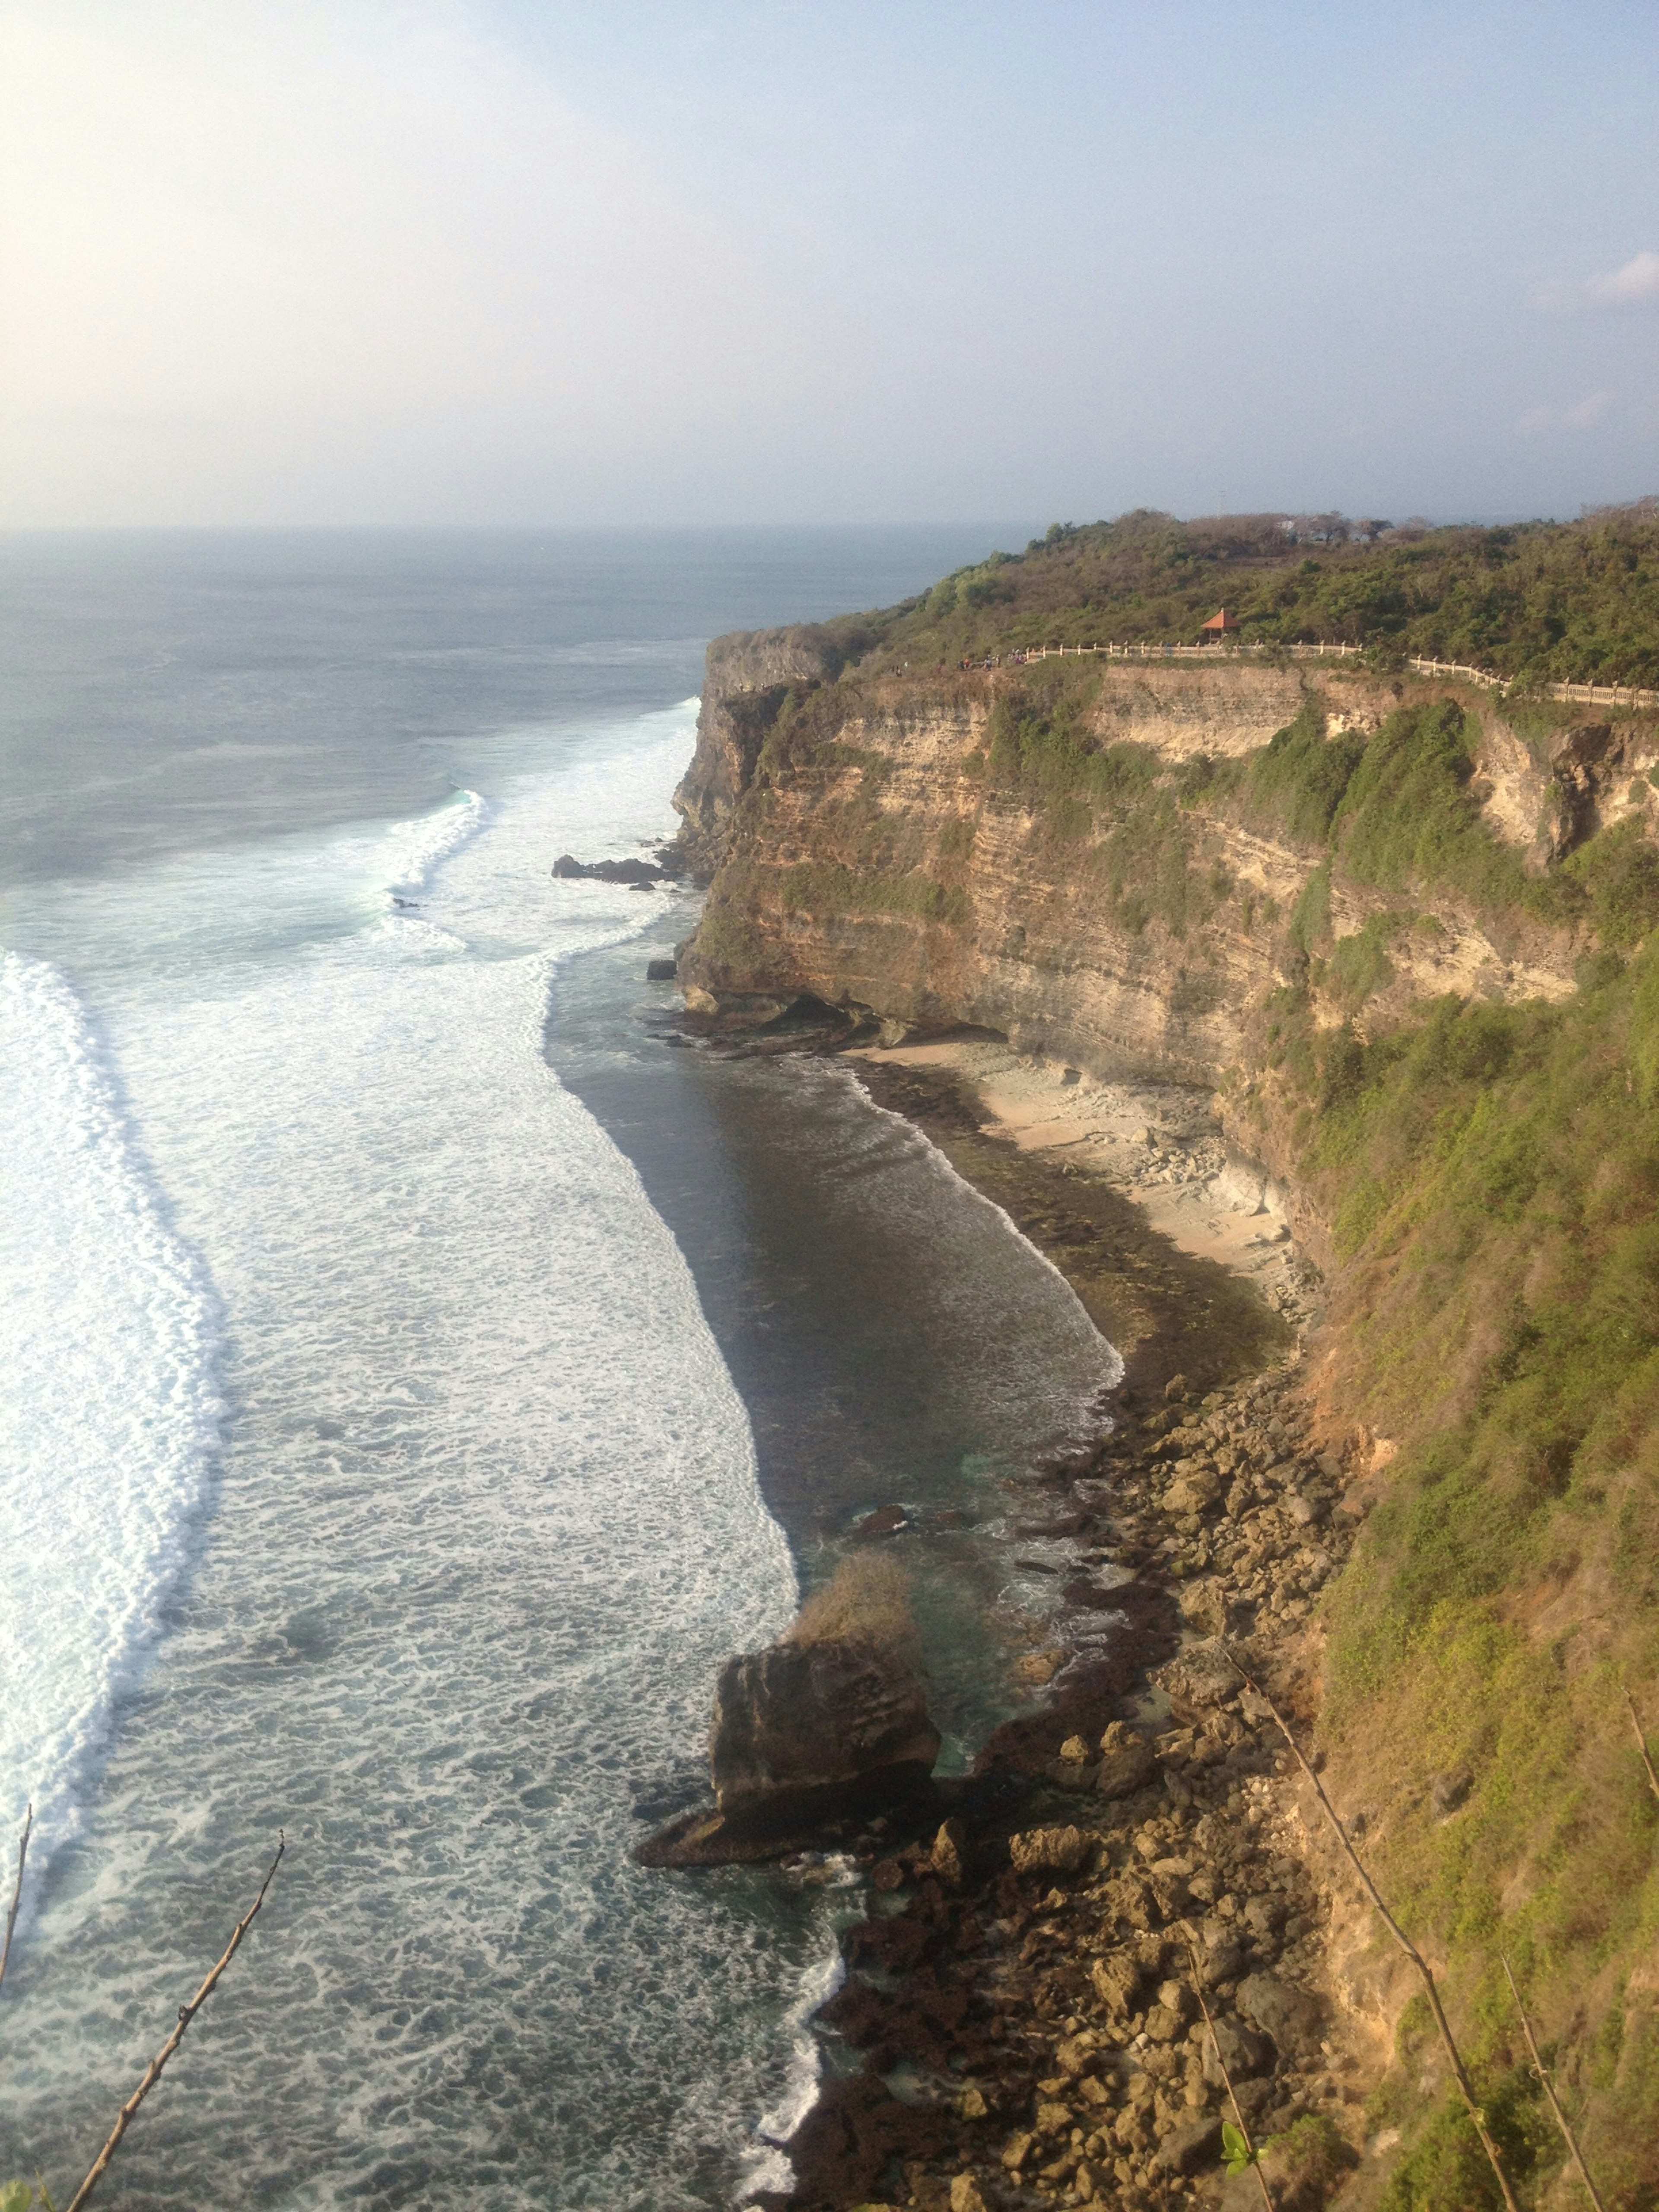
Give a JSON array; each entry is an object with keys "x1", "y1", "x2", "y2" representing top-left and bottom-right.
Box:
[
  {"x1": 830, "y1": 505, "x2": 1659, "y2": 688},
  {"x1": 785, "y1": 528, "x2": 1659, "y2": 2202}
]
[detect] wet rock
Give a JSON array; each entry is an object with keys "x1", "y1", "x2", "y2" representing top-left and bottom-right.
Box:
[
  {"x1": 552, "y1": 852, "x2": 667, "y2": 885},
  {"x1": 708, "y1": 1633, "x2": 940, "y2": 1834},
  {"x1": 1010, "y1": 1825, "x2": 1093, "y2": 1877},
  {"x1": 1096, "y1": 1722, "x2": 1157, "y2": 1799}
]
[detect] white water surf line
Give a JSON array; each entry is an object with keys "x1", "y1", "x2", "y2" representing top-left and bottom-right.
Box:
[{"x1": 0, "y1": 952, "x2": 225, "y2": 1881}]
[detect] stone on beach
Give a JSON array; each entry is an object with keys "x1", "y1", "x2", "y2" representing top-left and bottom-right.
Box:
[{"x1": 1008, "y1": 1824, "x2": 1093, "y2": 1875}]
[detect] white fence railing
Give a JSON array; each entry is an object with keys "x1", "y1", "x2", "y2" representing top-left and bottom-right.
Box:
[{"x1": 997, "y1": 639, "x2": 1659, "y2": 712}]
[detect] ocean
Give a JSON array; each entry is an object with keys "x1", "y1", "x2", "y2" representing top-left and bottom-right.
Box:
[{"x1": 0, "y1": 529, "x2": 1116, "y2": 2209}]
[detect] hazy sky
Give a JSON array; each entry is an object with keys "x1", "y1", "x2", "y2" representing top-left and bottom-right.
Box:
[{"x1": 3, "y1": 1, "x2": 1656, "y2": 528}]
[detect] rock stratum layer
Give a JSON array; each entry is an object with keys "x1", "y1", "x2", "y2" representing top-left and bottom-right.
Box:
[{"x1": 671, "y1": 655, "x2": 1621, "y2": 1159}]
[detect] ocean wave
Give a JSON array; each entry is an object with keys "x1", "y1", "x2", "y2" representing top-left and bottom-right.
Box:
[{"x1": 0, "y1": 953, "x2": 224, "y2": 1889}]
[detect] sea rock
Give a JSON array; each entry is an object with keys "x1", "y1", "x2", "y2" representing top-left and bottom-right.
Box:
[
  {"x1": 707, "y1": 1634, "x2": 940, "y2": 1834},
  {"x1": 1009, "y1": 1825, "x2": 1092, "y2": 1876},
  {"x1": 645, "y1": 957, "x2": 677, "y2": 980},
  {"x1": 552, "y1": 852, "x2": 667, "y2": 885},
  {"x1": 1096, "y1": 1722, "x2": 1157, "y2": 1799}
]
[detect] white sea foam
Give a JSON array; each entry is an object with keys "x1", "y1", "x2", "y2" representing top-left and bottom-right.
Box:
[
  {"x1": 1, "y1": 701, "x2": 829, "y2": 2209},
  {"x1": 0, "y1": 953, "x2": 223, "y2": 1872}
]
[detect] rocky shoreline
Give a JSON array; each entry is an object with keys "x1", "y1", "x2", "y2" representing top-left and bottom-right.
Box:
[{"x1": 728, "y1": 1054, "x2": 1376, "y2": 2211}]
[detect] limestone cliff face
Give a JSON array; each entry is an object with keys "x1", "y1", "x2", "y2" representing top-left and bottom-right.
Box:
[
  {"x1": 671, "y1": 625, "x2": 851, "y2": 877},
  {"x1": 673, "y1": 648, "x2": 1585, "y2": 1128}
]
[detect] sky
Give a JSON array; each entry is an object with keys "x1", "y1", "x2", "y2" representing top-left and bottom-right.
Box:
[{"x1": 1, "y1": 0, "x2": 1656, "y2": 529}]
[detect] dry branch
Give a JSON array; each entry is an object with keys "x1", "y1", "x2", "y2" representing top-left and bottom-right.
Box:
[
  {"x1": 1624, "y1": 1689, "x2": 1659, "y2": 1807},
  {"x1": 1183, "y1": 1932, "x2": 1274, "y2": 2210},
  {"x1": 62, "y1": 1835, "x2": 284, "y2": 2212},
  {"x1": 1500, "y1": 1955, "x2": 1606, "y2": 2210},
  {"x1": 0, "y1": 1803, "x2": 32, "y2": 1998},
  {"x1": 1224, "y1": 1649, "x2": 1520, "y2": 2212}
]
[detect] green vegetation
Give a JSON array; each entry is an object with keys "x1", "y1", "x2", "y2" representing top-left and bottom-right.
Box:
[{"x1": 842, "y1": 502, "x2": 1659, "y2": 686}]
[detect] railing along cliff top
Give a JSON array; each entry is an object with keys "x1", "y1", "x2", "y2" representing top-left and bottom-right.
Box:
[{"x1": 984, "y1": 638, "x2": 1659, "y2": 714}]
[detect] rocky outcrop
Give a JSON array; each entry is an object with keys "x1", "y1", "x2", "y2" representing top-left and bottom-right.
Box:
[
  {"x1": 637, "y1": 1625, "x2": 941, "y2": 1865},
  {"x1": 709, "y1": 1633, "x2": 941, "y2": 1829},
  {"x1": 671, "y1": 624, "x2": 852, "y2": 876}
]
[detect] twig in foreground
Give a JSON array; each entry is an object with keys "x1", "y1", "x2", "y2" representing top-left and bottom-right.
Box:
[
  {"x1": 0, "y1": 1803, "x2": 32, "y2": 1999},
  {"x1": 1224, "y1": 1649, "x2": 1520, "y2": 2212},
  {"x1": 1183, "y1": 1932, "x2": 1274, "y2": 2210},
  {"x1": 1624, "y1": 1689, "x2": 1659, "y2": 1808},
  {"x1": 1500, "y1": 1955, "x2": 1606, "y2": 2211},
  {"x1": 62, "y1": 1835, "x2": 284, "y2": 2212}
]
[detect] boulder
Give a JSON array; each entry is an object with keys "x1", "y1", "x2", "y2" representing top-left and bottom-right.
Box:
[
  {"x1": 708, "y1": 1634, "x2": 940, "y2": 1835},
  {"x1": 948, "y1": 2177, "x2": 988, "y2": 2212},
  {"x1": 1235, "y1": 1971, "x2": 1325, "y2": 2056},
  {"x1": 1155, "y1": 2115, "x2": 1223, "y2": 2176},
  {"x1": 1009, "y1": 1825, "x2": 1093, "y2": 1877},
  {"x1": 1201, "y1": 2015, "x2": 1273, "y2": 2086},
  {"x1": 931, "y1": 1818, "x2": 967, "y2": 1888},
  {"x1": 1154, "y1": 1638, "x2": 1239, "y2": 1722},
  {"x1": 1179, "y1": 1578, "x2": 1235, "y2": 1639},
  {"x1": 645, "y1": 957, "x2": 677, "y2": 980},
  {"x1": 1090, "y1": 1951, "x2": 1143, "y2": 2014},
  {"x1": 1166, "y1": 1468, "x2": 1224, "y2": 1516},
  {"x1": 1096, "y1": 1722, "x2": 1157, "y2": 1799}
]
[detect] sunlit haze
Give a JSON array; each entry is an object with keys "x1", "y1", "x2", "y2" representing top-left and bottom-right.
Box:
[{"x1": 3, "y1": 0, "x2": 1656, "y2": 526}]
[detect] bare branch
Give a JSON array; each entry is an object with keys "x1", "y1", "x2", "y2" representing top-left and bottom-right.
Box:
[
  {"x1": 1224, "y1": 1649, "x2": 1520, "y2": 2212},
  {"x1": 1500, "y1": 1955, "x2": 1606, "y2": 2210},
  {"x1": 1183, "y1": 1932, "x2": 1274, "y2": 2209},
  {"x1": 0, "y1": 1803, "x2": 32, "y2": 1999},
  {"x1": 1624, "y1": 1690, "x2": 1659, "y2": 1807},
  {"x1": 62, "y1": 1835, "x2": 284, "y2": 2212}
]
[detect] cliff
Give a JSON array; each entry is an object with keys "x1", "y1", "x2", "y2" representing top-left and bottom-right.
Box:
[
  {"x1": 673, "y1": 650, "x2": 1636, "y2": 1219},
  {"x1": 672, "y1": 627, "x2": 1659, "y2": 2205}
]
